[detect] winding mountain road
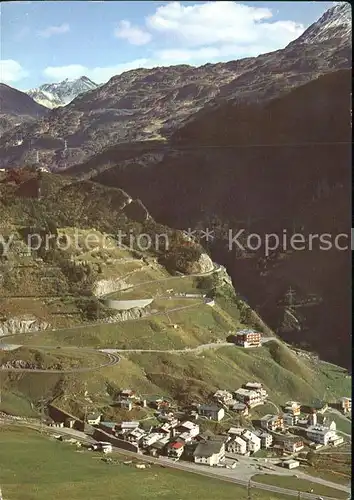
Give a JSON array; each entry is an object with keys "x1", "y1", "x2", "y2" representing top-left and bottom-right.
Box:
[{"x1": 0, "y1": 262, "x2": 254, "y2": 373}]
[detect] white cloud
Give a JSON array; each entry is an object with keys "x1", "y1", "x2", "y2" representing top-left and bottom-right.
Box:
[
  {"x1": 41, "y1": 2, "x2": 310, "y2": 85},
  {"x1": 0, "y1": 60, "x2": 28, "y2": 83},
  {"x1": 114, "y1": 20, "x2": 152, "y2": 45},
  {"x1": 43, "y1": 59, "x2": 158, "y2": 83},
  {"x1": 145, "y1": 1, "x2": 304, "y2": 52},
  {"x1": 38, "y1": 23, "x2": 70, "y2": 38}
]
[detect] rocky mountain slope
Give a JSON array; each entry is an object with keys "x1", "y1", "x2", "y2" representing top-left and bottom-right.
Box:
[
  {"x1": 0, "y1": 84, "x2": 48, "y2": 136},
  {"x1": 64, "y1": 69, "x2": 352, "y2": 369},
  {"x1": 0, "y1": 170, "x2": 351, "y2": 419},
  {"x1": 0, "y1": 4, "x2": 351, "y2": 170},
  {"x1": 27, "y1": 76, "x2": 98, "y2": 109}
]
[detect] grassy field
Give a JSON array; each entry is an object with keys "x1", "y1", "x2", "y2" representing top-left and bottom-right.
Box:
[
  {"x1": 0, "y1": 426, "x2": 293, "y2": 500},
  {"x1": 1, "y1": 336, "x2": 351, "y2": 417},
  {"x1": 304, "y1": 451, "x2": 352, "y2": 486},
  {"x1": 9, "y1": 303, "x2": 238, "y2": 350},
  {"x1": 0, "y1": 346, "x2": 109, "y2": 371},
  {"x1": 252, "y1": 474, "x2": 348, "y2": 499}
]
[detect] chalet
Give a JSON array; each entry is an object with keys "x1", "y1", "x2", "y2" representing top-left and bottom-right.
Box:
[
  {"x1": 231, "y1": 402, "x2": 249, "y2": 416},
  {"x1": 254, "y1": 430, "x2": 273, "y2": 449},
  {"x1": 120, "y1": 421, "x2": 140, "y2": 433},
  {"x1": 149, "y1": 438, "x2": 169, "y2": 457},
  {"x1": 243, "y1": 382, "x2": 268, "y2": 400},
  {"x1": 284, "y1": 401, "x2": 301, "y2": 416},
  {"x1": 198, "y1": 404, "x2": 224, "y2": 421},
  {"x1": 193, "y1": 441, "x2": 225, "y2": 466},
  {"x1": 226, "y1": 436, "x2": 247, "y2": 455},
  {"x1": 142, "y1": 432, "x2": 164, "y2": 448},
  {"x1": 275, "y1": 435, "x2": 304, "y2": 453},
  {"x1": 260, "y1": 414, "x2": 284, "y2": 432},
  {"x1": 234, "y1": 388, "x2": 262, "y2": 408},
  {"x1": 167, "y1": 441, "x2": 185, "y2": 459},
  {"x1": 339, "y1": 397, "x2": 351, "y2": 413},
  {"x1": 86, "y1": 413, "x2": 101, "y2": 426},
  {"x1": 177, "y1": 421, "x2": 200, "y2": 438},
  {"x1": 213, "y1": 390, "x2": 233, "y2": 405},
  {"x1": 45, "y1": 418, "x2": 64, "y2": 428},
  {"x1": 233, "y1": 329, "x2": 262, "y2": 348},
  {"x1": 241, "y1": 430, "x2": 261, "y2": 453},
  {"x1": 124, "y1": 427, "x2": 146, "y2": 444}
]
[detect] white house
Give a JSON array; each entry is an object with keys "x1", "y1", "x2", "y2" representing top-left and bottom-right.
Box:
[
  {"x1": 234, "y1": 388, "x2": 262, "y2": 407},
  {"x1": 226, "y1": 436, "x2": 247, "y2": 455},
  {"x1": 241, "y1": 430, "x2": 261, "y2": 453},
  {"x1": 178, "y1": 421, "x2": 200, "y2": 438},
  {"x1": 120, "y1": 421, "x2": 140, "y2": 432},
  {"x1": 243, "y1": 382, "x2": 268, "y2": 400},
  {"x1": 255, "y1": 431, "x2": 273, "y2": 449},
  {"x1": 125, "y1": 428, "x2": 146, "y2": 444},
  {"x1": 142, "y1": 432, "x2": 164, "y2": 448},
  {"x1": 339, "y1": 397, "x2": 351, "y2": 413},
  {"x1": 284, "y1": 401, "x2": 301, "y2": 416},
  {"x1": 167, "y1": 441, "x2": 185, "y2": 458},
  {"x1": 306, "y1": 425, "x2": 338, "y2": 445},
  {"x1": 213, "y1": 390, "x2": 233, "y2": 405},
  {"x1": 98, "y1": 442, "x2": 112, "y2": 453},
  {"x1": 86, "y1": 413, "x2": 101, "y2": 426},
  {"x1": 193, "y1": 441, "x2": 225, "y2": 466},
  {"x1": 260, "y1": 414, "x2": 284, "y2": 432}
]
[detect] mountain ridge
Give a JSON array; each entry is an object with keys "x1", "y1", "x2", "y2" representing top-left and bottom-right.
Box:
[
  {"x1": 27, "y1": 76, "x2": 98, "y2": 109},
  {"x1": 0, "y1": 83, "x2": 49, "y2": 136},
  {"x1": 0, "y1": 3, "x2": 351, "y2": 171},
  {"x1": 65, "y1": 68, "x2": 351, "y2": 369}
]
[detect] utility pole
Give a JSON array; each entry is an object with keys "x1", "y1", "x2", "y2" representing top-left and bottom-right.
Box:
[
  {"x1": 285, "y1": 286, "x2": 296, "y2": 307},
  {"x1": 39, "y1": 398, "x2": 46, "y2": 434},
  {"x1": 247, "y1": 479, "x2": 251, "y2": 500}
]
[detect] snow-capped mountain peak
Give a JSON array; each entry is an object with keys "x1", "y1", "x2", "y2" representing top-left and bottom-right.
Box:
[
  {"x1": 27, "y1": 76, "x2": 98, "y2": 109},
  {"x1": 289, "y1": 2, "x2": 351, "y2": 45}
]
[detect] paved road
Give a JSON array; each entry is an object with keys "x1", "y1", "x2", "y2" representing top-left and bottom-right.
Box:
[
  {"x1": 100, "y1": 337, "x2": 274, "y2": 355},
  {"x1": 0, "y1": 350, "x2": 120, "y2": 373},
  {"x1": 0, "y1": 263, "x2": 223, "y2": 346},
  {"x1": 0, "y1": 263, "x2": 229, "y2": 373}
]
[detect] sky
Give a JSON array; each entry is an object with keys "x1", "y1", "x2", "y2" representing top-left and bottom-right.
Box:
[{"x1": 0, "y1": 1, "x2": 337, "y2": 90}]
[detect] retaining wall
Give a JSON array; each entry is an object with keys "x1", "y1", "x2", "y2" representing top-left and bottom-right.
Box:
[{"x1": 101, "y1": 298, "x2": 153, "y2": 311}]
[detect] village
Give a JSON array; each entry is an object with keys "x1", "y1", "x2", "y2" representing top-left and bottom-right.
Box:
[
  {"x1": 46, "y1": 379, "x2": 351, "y2": 472},
  {"x1": 40, "y1": 330, "x2": 351, "y2": 472}
]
